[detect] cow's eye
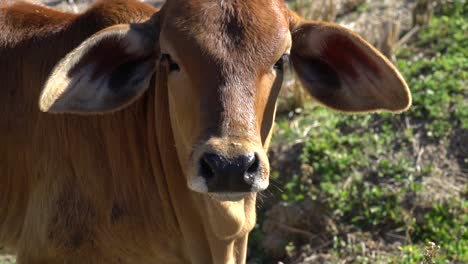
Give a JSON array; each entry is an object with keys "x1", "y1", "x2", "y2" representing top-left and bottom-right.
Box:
[
  {"x1": 161, "y1": 53, "x2": 180, "y2": 72},
  {"x1": 273, "y1": 54, "x2": 288, "y2": 71}
]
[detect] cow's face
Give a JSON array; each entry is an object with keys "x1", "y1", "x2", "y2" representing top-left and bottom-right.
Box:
[
  {"x1": 39, "y1": 0, "x2": 411, "y2": 202},
  {"x1": 158, "y1": 0, "x2": 290, "y2": 200}
]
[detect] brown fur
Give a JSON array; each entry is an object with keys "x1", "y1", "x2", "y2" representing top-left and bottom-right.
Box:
[
  {"x1": 0, "y1": 1, "x2": 185, "y2": 263},
  {"x1": 0, "y1": 0, "x2": 411, "y2": 263}
]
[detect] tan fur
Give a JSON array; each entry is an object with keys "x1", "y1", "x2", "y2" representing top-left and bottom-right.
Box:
[
  {"x1": 0, "y1": 0, "x2": 411, "y2": 263},
  {"x1": 0, "y1": 1, "x2": 187, "y2": 263}
]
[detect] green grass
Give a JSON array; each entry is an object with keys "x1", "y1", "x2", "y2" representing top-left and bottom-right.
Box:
[
  {"x1": 249, "y1": 1, "x2": 468, "y2": 263},
  {"x1": 396, "y1": 1, "x2": 468, "y2": 139}
]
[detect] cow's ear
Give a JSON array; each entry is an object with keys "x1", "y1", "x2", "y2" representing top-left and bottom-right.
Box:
[
  {"x1": 39, "y1": 23, "x2": 158, "y2": 114},
  {"x1": 290, "y1": 18, "x2": 411, "y2": 112}
]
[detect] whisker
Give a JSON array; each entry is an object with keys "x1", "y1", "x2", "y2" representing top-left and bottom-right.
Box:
[{"x1": 269, "y1": 179, "x2": 284, "y2": 193}]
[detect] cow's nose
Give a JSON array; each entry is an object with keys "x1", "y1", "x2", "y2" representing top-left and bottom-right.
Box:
[{"x1": 199, "y1": 152, "x2": 260, "y2": 192}]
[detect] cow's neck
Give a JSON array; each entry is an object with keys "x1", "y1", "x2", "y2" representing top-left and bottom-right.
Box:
[{"x1": 148, "y1": 68, "x2": 256, "y2": 263}]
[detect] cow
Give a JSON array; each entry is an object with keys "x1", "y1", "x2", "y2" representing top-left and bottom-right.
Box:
[{"x1": 0, "y1": 0, "x2": 411, "y2": 263}]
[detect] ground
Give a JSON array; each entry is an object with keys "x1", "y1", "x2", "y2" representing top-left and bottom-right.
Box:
[{"x1": 250, "y1": 1, "x2": 467, "y2": 263}]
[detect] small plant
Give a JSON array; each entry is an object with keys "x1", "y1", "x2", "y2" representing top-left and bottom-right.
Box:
[{"x1": 423, "y1": 242, "x2": 440, "y2": 264}]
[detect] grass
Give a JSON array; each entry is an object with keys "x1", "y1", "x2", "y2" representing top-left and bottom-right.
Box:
[{"x1": 249, "y1": 1, "x2": 468, "y2": 263}]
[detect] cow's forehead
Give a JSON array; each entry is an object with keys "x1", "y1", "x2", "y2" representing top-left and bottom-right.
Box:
[{"x1": 161, "y1": 0, "x2": 290, "y2": 71}]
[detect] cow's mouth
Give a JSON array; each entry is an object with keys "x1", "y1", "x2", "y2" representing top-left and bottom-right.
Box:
[{"x1": 208, "y1": 192, "x2": 250, "y2": 202}]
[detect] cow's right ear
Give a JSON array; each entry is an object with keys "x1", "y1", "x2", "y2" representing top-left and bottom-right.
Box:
[{"x1": 39, "y1": 23, "x2": 158, "y2": 114}]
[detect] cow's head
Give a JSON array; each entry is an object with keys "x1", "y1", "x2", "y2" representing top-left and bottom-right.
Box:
[{"x1": 40, "y1": 0, "x2": 411, "y2": 202}]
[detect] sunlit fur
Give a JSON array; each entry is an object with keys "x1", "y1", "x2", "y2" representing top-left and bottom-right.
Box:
[
  {"x1": 159, "y1": 0, "x2": 290, "y2": 197},
  {"x1": 0, "y1": 1, "x2": 276, "y2": 262},
  {"x1": 0, "y1": 1, "x2": 189, "y2": 263}
]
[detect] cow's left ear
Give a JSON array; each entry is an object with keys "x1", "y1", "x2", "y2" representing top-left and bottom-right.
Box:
[
  {"x1": 290, "y1": 18, "x2": 411, "y2": 112},
  {"x1": 39, "y1": 23, "x2": 158, "y2": 114}
]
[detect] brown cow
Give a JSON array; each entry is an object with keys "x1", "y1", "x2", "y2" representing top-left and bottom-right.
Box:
[{"x1": 0, "y1": 0, "x2": 411, "y2": 263}]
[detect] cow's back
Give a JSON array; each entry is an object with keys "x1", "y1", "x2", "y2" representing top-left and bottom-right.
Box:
[{"x1": 0, "y1": 0, "x2": 158, "y2": 252}]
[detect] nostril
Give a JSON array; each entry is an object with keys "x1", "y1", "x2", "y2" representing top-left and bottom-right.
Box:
[
  {"x1": 198, "y1": 152, "x2": 262, "y2": 192},
  {"x1": 200, "y1": 157, "x2": 215, "y2": 179},
  {"x1": 246, "y1": 154, "x2": 260, "y2": 174}
]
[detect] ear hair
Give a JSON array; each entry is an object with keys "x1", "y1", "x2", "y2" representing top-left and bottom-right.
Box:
[
  {"x1": 288, "y1": 11, "x2": 411, "y2": 113},
  {"x1": 39, "y1": 23, "x2": 158, "y2": 114}
]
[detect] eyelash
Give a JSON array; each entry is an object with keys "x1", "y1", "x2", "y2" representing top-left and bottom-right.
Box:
[
  {"x1": 161, "y1": 54, "x2": 180, "y2": 72},
  {"x1": 274, "y1": 54, "x2": 289, "y2": 71}
]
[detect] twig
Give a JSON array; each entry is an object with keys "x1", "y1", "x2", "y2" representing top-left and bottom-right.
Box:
[
  {"x1": 311, "y1": 240, "x2": 333, "y2": 251},
  {"x1": 396, "y1": 26, "x2": 420, "y2": 47},
  {"x1": 416, "y1": 147, "x2": 425, "y2": 172},
  {"x1": 386, "y1": 232, "x2": 406, "y2": 241},
  {"x1": 277, "y1": 223, "x2": 316, "y2": 238}
]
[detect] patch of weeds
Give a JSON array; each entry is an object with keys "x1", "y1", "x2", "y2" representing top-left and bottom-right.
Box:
[
  {"x1": 356, "y1": 2, "x2": 371, "y2": 13},
  {"x1": 399, "y1": 244, "x2": 426, "y2": 264},
  {"x1": 398, "y1": 241, "x2": 453, "y2": 264},
  {"x1": 396, "y1": 0, "x2": 468, "y2": 139},
  {"x1": 250, "y1": 1, "x2": 468, "y2": 263},
  {"x1": 412, "y1": 201, "x2": 468, "y2": 262}
]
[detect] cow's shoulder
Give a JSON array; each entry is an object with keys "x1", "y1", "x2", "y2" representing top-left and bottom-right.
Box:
[
  {"x1": 0, "y1": 0, "x2": 157, "y2": 47},
  {"x1": 81, "y1": 0, "x2": 157, "y2": 25},
  {"x1": 0, "y1": 2, "x2": 71, "y2": 47}
]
